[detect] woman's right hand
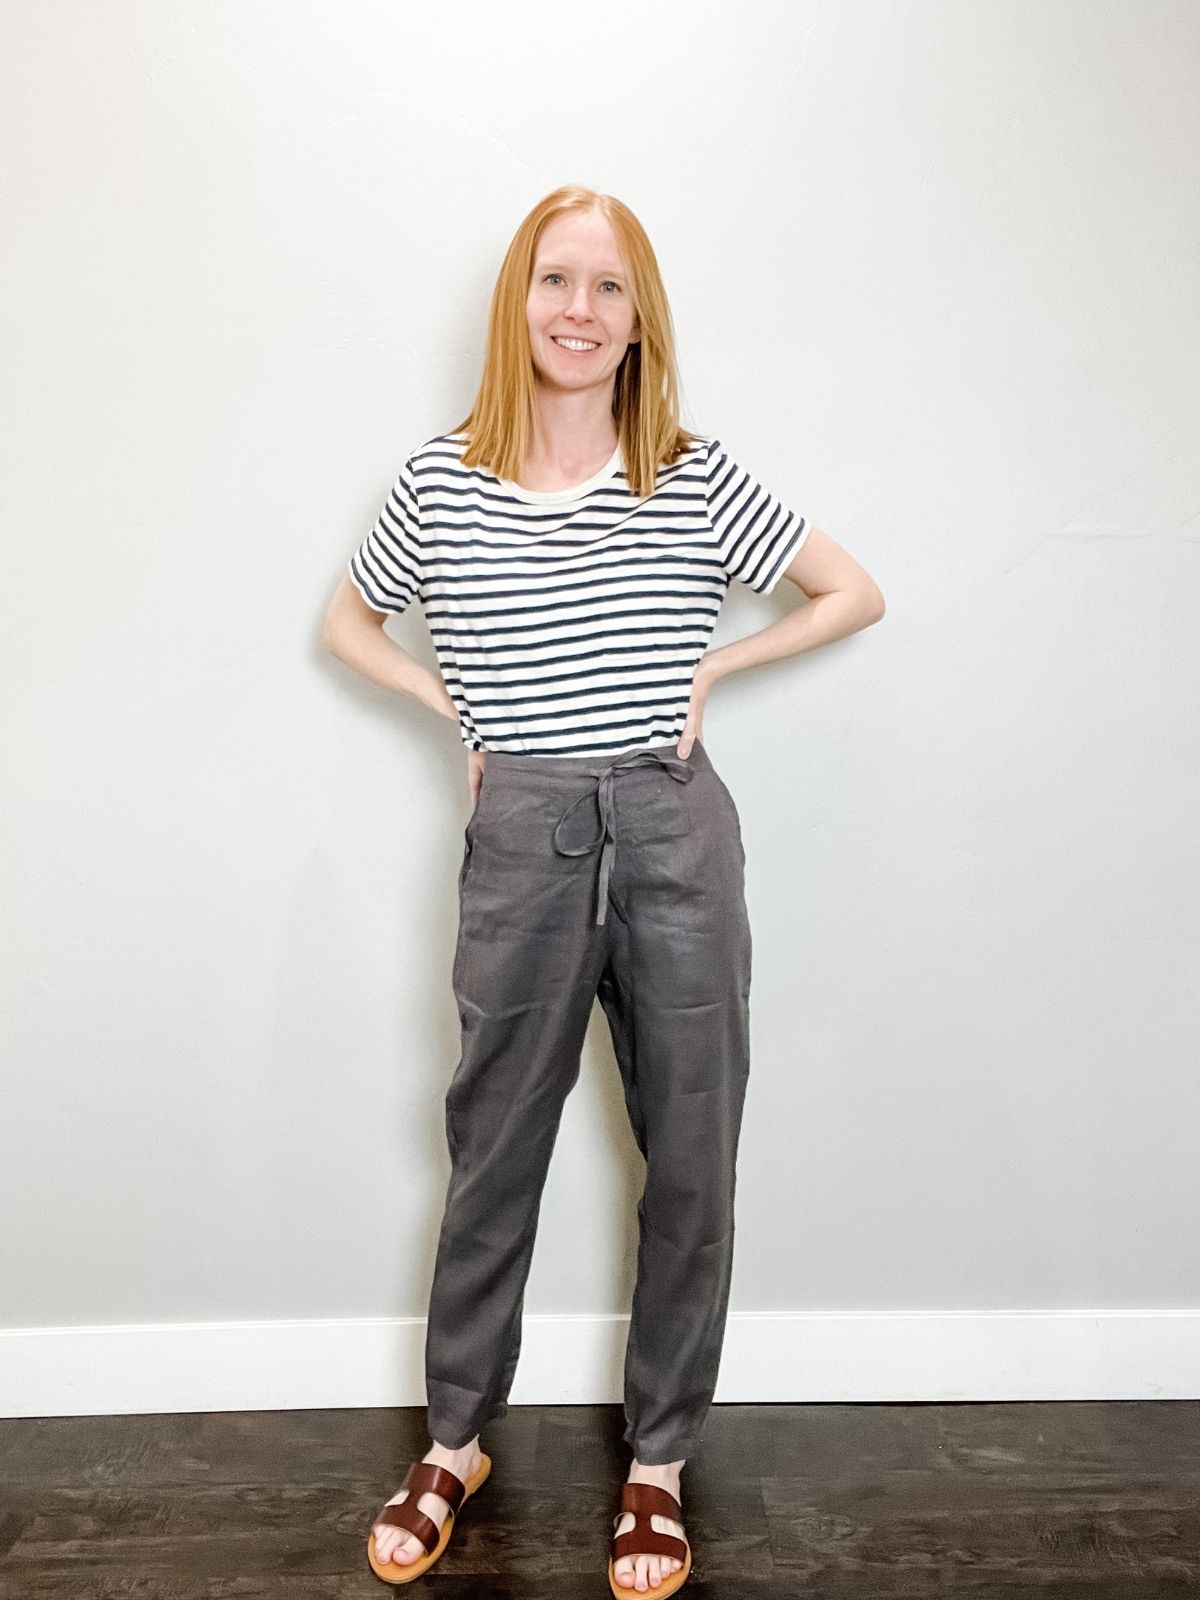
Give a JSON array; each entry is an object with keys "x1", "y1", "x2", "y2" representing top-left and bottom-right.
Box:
[{"x1": 408, "y1": 670, "x2": 484, "y2": 806}]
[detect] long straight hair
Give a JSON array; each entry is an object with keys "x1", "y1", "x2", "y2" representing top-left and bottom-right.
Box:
[{"x1": 451, "y1": 185, "x2": 703, "y2": 500}]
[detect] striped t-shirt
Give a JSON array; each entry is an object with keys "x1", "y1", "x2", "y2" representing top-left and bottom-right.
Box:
[{"x1": 347, "y1": 430, "x2": 810, "y2": 758}]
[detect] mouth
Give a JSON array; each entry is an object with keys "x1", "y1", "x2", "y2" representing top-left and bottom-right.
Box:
[{"x1": 552, "y1": 336, "x2": 600, "y2": 354}]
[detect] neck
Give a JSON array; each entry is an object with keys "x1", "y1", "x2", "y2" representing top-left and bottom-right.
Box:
[{"x1": 529, "y1": 383, "x2": 619, "y2": 467}]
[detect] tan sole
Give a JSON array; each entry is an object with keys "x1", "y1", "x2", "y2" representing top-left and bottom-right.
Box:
[{"x1": 366, "y1": 1453, "x2": 492, "y2": 1585}]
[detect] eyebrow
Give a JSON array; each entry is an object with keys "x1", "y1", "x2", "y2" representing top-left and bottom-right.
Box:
[{"x1": 536, "y1": 261, "x2": 627, "y2": 280}]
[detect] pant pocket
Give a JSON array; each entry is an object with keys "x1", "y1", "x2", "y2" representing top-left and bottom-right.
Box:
[{"x1": 458, "y1": 831, "x2": 476, "y2": 894}]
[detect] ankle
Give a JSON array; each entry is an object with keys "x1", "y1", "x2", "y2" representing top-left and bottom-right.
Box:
[
  {"x1": 630, "y1": 1456, "x2": 684, "y2": 1486},
  {"x1": 428, "y1": 1433, "x2": 480, "y2": 1465}
]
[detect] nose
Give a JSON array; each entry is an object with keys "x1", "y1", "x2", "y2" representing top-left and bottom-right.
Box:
[{"x1": 566, "y1": 283, "x2": 595, "y2": 320}]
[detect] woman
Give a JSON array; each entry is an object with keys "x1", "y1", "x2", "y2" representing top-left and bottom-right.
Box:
[{"x1": 323, "y1": 185, "x2": 885, "y2": 1596}]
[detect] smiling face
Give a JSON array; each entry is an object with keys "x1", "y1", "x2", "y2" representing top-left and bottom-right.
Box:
[{"x1": 525, "y1": 207, "x2": 640, "y2": 393}]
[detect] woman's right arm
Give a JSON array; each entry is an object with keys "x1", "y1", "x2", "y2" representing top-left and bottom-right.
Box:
[{"x1": 321, "y1": 575, "x2": 459, "y2": 724}]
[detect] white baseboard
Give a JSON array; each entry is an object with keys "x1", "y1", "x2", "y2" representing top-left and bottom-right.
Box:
[{"x1": 2, "y1": 1309, "x2": 1196, "y2": 1418}]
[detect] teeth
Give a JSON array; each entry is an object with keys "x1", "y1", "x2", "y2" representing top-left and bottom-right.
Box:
[{"x1": 554, "y1": 337, "x2": 598, "y2": 351}]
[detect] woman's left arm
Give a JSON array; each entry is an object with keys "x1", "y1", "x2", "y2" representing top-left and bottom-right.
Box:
[{"x1": 677, "y1": 529, "x2": 885, "y2": 758}]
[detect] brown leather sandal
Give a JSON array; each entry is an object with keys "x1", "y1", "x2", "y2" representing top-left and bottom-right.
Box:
[
  {"x1": 608, "y1": 1480, "x2": 693, "y2": 1598},
  {"x1": 366, "y1": 1454, "x2": 492, "y2": 1585}
]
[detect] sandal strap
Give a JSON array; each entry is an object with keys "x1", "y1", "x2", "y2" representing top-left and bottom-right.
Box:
[
  {"x1": 616, "y1": 1481, "x2": 683, "y2": 1522},
  {"x1": 611, "y1": 1481, "x2": 688, "y2": 1564},
  {"x1": 403, "y1": 1461, "x2": 467, "y2": 1514},
  {"x1": 373, "y1": 1462, "x2": 466, "y2": 1555},
  {"x1": 612, "y1": 1525, "x2": 689, "y2": 1564}
]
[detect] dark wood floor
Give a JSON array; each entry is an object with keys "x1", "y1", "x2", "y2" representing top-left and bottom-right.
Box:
[{"x1": 1, "y1": 1401, "x2": 1198, "y2": 1596}]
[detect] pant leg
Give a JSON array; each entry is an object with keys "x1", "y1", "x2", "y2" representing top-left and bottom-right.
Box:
[
  {"x1": 425, "y1": 772, "x2": 605, "y2": 1449},
  {"x1": 596, "y1": 741, "x2": 753, "y2": 1466}
]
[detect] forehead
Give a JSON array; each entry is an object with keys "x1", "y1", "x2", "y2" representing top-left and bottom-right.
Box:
[{"x1": 534, "y1": 210, "x2": 627, "y2": 274}]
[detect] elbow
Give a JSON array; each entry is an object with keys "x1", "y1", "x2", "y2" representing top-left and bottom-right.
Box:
[{"x1": 863, "y1": 586, "x2": 886, "y2": 624}]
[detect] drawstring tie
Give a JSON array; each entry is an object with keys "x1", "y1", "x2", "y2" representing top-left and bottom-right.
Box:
[{"x1": 552, "y1": 750, "x2": 695, "y2": 927}]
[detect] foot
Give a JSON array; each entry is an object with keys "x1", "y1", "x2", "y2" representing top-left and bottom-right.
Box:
[
  {"x1": 612, "y1": 1457, "x2": 687, "y2": 1592},
  {"x1": 372, "y1": 1435, "x2": 483, "y2": 1568}
]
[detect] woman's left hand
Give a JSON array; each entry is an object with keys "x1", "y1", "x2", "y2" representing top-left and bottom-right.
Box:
[{"x1": 677, "y1": 655, "x2": 720, "y2": 759}]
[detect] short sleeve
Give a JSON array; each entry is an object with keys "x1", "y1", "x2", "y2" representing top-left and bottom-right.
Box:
[
  {"x1": 704, "y1": 438, "x2": 811, "y2": 594},
  {"x1": 347, "y1": 455, "x2": 423, "y2": 616}
]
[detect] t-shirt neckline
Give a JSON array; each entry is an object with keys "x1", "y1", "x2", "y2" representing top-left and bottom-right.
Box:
[{"x1": 496, "y1": 442, "x2": 623, "y2": 504}]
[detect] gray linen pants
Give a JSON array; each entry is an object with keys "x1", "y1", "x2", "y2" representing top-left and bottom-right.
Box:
[{"x1": 424, "y1": 737, "x2": 753, "y2": 1466}]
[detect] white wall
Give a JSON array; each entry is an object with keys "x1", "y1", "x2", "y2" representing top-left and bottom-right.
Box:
[{"x1": 3, "y1": 0, "x2": 1198, "y2": 1416}]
